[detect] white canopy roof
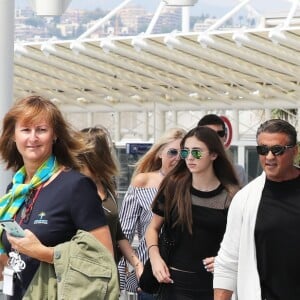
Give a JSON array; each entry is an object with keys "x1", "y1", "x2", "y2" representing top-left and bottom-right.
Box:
[{"x1": 13, "y1": 25, "x2": 300, "y2": 113}]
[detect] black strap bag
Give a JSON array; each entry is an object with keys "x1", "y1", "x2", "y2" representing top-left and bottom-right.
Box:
[{"x1": 139, "y1": 223, "x2": 175, "y2": 294}]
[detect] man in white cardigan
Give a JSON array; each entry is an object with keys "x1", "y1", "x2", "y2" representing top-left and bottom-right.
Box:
[{"x1": 214, "y1": 119, "x2": 300, "y2": 300}]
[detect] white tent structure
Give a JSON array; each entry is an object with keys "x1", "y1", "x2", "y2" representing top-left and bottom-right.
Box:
[
  {"x1": 11, "y1": 1, "x2": 300, "y2": 134},
  {"x1": 0, "y1": 0, "x2": 300, "y2": 190}
]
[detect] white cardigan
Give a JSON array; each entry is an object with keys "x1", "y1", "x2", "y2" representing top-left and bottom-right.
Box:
[{"x1": 214, "y1": 172, "x2": 266, "y2": 300}]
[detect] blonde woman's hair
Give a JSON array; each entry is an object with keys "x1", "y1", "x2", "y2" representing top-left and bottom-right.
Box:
[{"x1": 132, "y1": 127, "x2": 186, "y2": 180}]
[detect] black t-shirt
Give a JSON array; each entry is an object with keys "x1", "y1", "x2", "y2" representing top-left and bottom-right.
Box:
[
  {"x1": 255, "y1": 175, "x2": 300, "y2": 300},
  {"x1": 102, "y1": 189, "x2": 125, "y2": 263},
  {"x1": 2, "y1": 169, "x2": 107, "y2": 299},
  {"x1": 152, "y1": 185, "x2": 230, "y2": 291}
]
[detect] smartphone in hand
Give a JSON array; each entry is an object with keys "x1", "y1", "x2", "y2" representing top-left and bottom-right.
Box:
[{"x1": 0, "y1": 219, "x2": 25, "y2": 237}]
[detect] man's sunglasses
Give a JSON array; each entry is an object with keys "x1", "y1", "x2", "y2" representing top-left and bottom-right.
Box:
[
  {"x1": 167, "y1": 148, "x2": 179, "y2": 157},
  {"x1": 216, "y1": 130, "x2": 226, "y2": 138},
  {"x1": 180, "y1": 149, "x2": 204, "y2": 159},
  {"x1": 256, "y1": 144, "x2": 294, "y2": 156}
]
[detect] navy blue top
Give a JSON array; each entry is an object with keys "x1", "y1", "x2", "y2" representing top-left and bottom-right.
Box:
[{"x1": 2, "y1": 169, "x2": 107, "y2": 299}]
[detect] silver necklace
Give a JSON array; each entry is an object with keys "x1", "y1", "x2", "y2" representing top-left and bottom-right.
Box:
[{"x1": 159, "y1": 169, "x2": 166, "y2": 177}]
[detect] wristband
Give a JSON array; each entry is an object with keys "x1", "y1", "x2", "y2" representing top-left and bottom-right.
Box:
[{"x1": 147, "y1": 244, "x2": 159, "y2": 255}]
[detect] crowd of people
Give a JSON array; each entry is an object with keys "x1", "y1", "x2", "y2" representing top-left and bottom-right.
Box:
[{"x1": 0, "y1": 95, "x2": 299, "y2": 300}]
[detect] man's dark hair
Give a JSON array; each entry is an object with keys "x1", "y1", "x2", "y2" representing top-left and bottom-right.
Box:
[
  {"x1": 256, "y1": 119, "x2": 297, "y2": 146},
  {"x1": 197, "y1": 114, "x2": 226, "y2": 131}
]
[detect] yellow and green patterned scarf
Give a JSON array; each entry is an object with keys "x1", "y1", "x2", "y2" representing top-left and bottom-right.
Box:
[{"x1": 0, "y1": 155, "x2": 58, "y2": 253}]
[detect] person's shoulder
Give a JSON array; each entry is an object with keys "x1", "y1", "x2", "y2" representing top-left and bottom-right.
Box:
[
  {"x1": 59, "y1": 168, "x2": 92, "y2": 184},
  {"x1": 131, "y1": 172, "x2": 149, "y2": 187},
  {"x1": 131, "y1": 171, "x2": 158, "y2": 188}
]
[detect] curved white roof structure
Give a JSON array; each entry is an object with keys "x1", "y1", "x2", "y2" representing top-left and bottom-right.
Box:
[
  {"x1": 13, "y1": 26, "x2": 300, "y2": 113},
  {"x1": 13, "y1": 0, "x2": 300, "y2": 115}
]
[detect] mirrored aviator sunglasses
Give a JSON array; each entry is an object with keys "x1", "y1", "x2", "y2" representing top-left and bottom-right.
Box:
[
  {"x1": 167, "y1": 148, "x2": 179, "y2": 158},
  {"x1": 180, "y1": 149, "x2": 203, "y2": 159},
  {"x1": 256, "y1": 144, "x2": 294, "y2": 156}
]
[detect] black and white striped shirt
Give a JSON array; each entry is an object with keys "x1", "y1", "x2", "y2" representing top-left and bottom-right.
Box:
[{"x1": 118, "y1": 185, "x2": 158, "y2": 292}]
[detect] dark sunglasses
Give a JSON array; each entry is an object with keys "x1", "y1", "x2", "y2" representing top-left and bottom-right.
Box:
[
  {"x1": 167, "y1": 148, "x2": 179, "y2": 157},
  {"x1": 216, "y1": 130, "x2": 226, "y2": 138},
  {"x1": 256, "y1": 144, "x2": 294, "y2": 156},
  {"x1": 180, "y1": 149, "x2": 204, "y2": 159}
]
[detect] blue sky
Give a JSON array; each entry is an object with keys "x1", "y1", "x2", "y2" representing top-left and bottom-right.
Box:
[
  {"x1": 18, "y1": 0, "x2": 292, "y2": 17},
  {"x1": 68, "y1": 0, "x2": 291, "y2": 16}
]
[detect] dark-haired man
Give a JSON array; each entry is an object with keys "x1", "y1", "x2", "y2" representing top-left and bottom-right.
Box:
[
  {"x1": 198, "y1": 114, "x2": 248, "y2": 187},
  {"x1": 214, "y1": 119, "x2": 300, "y2": 300}
]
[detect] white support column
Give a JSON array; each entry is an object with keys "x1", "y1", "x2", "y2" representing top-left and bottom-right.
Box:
[
  {"x1": 238, "y1": 145, "x2": 245, "y2": 167},
  {"x1": 154, "y1": 103, "x2": 165, "y2": 141},
  {"x1": 264, "y1": 108, "x2": 272, "y2": 121},
  {"x1": 231, "y1": 109, "x2": 239, "y2": 143},
  {"x1": 86, "y1": 112, "x2": 93, "y2": 127},
  {"x1": 172, "y1": 110, "x2": 178, "y2": 127},
  {"x1": 114, "y1": 112, "x2": 120, "y2": 142},
  {"x1": 182, "y1": 6, "x2": 190, "y2": 32},
  {"x1": 142, "y1": 112, "x2": 149, "y2": 141},
  {"x1": 232, "y1": 110, "x2": 244, "y2": 166},
  {"x1": 0, "y1": 0, "x2": 15, "y2": 193}
]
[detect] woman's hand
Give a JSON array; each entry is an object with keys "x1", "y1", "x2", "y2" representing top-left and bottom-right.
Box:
[
  {"x1": 203, "y1": 256, "x2": 215, "y2": 273},
  {"x1": 134, "y1": 261, "x2": 144, "y2": 280},
  {"x1": 151, "y1": 255, "x2": 173, "y2": 284},
  {"x1": 7, "y1": 230, "x2": 53, "y2": 263}
]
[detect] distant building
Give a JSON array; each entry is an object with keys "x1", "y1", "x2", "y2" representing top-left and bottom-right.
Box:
[
  {"x1": 15, "y1": 7, "x2": 34, "y2": 18},
  {"x1": 119, "y1": 4, "x2": 148, "y2": 34},
  {"x1": 193, "y1": 18, "x2": 217, "y2": 32},
  {"x1": 153, "y1": 6, "x2": 181, "y2": 33},
  {"x1": 57, "y1": 23, "x2": 80, "y2": 37},
  {"x1": 260, "y1": 10, "x2": 300, "y2": 27}
]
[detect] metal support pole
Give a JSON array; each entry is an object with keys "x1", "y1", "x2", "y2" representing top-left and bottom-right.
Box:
[
  {"x1": 154, "y1": 103, "x2": 165, "y2": 141},
  {"x1": 145, "y1": 1, "x2": 165, "y2": 35},
  {"x1": 0, "y1": 0, "x2": 15, "y2": 193},
  {"x1": 142, "y1": 112, "x2": 149, "y2": 141},
  {"x1": 182, "y1": 6, "x2": 190, "y2": 32},
  {"x1": 114, "y1": 112, "x2": 120, "y2": 142}
]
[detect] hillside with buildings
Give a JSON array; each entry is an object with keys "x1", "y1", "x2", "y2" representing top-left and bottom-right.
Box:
[{"x1": 15, "y1": 3, "x2": 257, "y2": 42}]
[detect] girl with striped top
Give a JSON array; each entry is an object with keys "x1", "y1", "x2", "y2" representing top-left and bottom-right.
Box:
[{"x1": 118, "y1": 128, "x2": 186, "y2": 300}]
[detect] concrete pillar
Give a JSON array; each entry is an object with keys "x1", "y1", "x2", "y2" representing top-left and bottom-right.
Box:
[
  {"x1": 142, "y1": 112, "x2": 149, "y2": 141},
  {"x1": 0, "y1": 0, "x2": 15, "y2": 193},
  {"x1": 154, "y1": 103, "x2": 165, "y2": 141},
  {"x1": 86, "y1": 112, "x2": 93, "y2": 127},
  {"x1": 231, "y1": 109, "x2": 239, "y2": 143},
  {"x1": 264, "y1": 108, "x2": 272, "y2": 121},
  {"x1": 114, "y1": 112, "x2": 120, "y2": 142}
]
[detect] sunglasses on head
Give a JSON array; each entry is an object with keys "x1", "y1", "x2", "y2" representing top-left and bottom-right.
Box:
[
  {"x1": 216, "y1": 130, "x2": 226, "y2": 138},
  {"x1": 167, "y1": 148, "x2": 179, "y2": 157},
  {"x1": 256, "y1": 144, "x2": 294, "y2": 156},
  {"x1": 180, "y1": 149, "x2": 204, "y2": 159}
]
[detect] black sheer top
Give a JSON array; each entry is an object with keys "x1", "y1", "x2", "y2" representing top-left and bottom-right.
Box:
[{"x1": 152, "y1": 184, "x2": 232, "y2": 290}]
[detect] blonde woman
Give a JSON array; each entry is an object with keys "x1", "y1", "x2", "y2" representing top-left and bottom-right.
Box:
[{"x1": 118, "y1": 128, "x2": 186, "y2": 300}]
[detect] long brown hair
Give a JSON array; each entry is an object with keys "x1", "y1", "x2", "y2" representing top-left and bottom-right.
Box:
[
  {"x1": 78, "y1": 126, "x2": 119, "y2": 198},
  {"x1": 0, "y1": 95, "x2": 84, "y2": 171},
  {"x1": 153, "y1": 126, "x2": 239, "y2": 234}
]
